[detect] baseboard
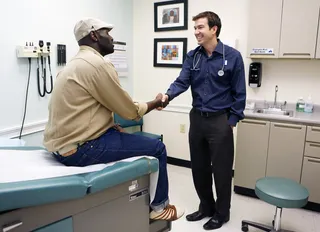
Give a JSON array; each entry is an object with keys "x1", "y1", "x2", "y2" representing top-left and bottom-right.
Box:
[
  {"x1": 234, "y1": 185, "x2": 258, "y2": 199},
  {"x1": 167, "y1": 156, "x2": 191, "y2": 168},
  {"x1": 304, "y1": 201, "x2": 320, "y2": 212},
  {"x1": 234, "y1": 185, "x2": 320, "y2": 213},
  {"x1": 0, "y1": 120, "x2": 47, "y2": 138},
  {"x1": 167, "y1": 156, "x2": 235, "y2": 177}
]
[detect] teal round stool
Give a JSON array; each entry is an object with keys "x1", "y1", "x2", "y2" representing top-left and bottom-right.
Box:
[{"x1": 241, "y1": 177, "x2": 309, "y2": 232}]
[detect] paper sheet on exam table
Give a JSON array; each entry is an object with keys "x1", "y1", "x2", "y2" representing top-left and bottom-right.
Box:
[{"x1": 0, "y1": 149, "x2": 159, "y2": 203}]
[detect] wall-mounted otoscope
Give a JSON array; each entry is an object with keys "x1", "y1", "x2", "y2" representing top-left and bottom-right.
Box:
[
  {"x1": 15, "y1": 40, "x2": 57, "y2": 138},
  {"x1": 37, "y1": 40, "x2": 53, "y2": 97},
  {"x1": 16, "y1": 40, "x2": 55, "y2": 97}
]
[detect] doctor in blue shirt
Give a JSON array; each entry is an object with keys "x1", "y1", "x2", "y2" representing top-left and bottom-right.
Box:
[{"x1": 160, "y1": 11, "x2": 246, "y2": 230}]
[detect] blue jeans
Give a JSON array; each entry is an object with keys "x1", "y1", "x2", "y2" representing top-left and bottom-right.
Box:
[{"x1": 53, "y1": 128, "x2": 169, "y2": 212}]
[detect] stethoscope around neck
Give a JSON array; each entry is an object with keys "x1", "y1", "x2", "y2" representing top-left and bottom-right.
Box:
[{"x1": 190, "y1": 43, "x2": 225, "y2": 77}]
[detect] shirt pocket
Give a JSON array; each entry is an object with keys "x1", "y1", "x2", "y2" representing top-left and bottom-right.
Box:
[{"x1": 210, "y1": 67, "x2": 232, "y2": 85}]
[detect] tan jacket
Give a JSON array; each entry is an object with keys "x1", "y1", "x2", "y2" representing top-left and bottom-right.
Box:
[{"x1": 43, "y1": 46, "x2": 147, "y2": 154}]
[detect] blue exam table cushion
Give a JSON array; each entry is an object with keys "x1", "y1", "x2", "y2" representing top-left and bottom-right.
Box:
[
  {"x1": 0, "y1": 176, "x2": 88, "y2": 213},
  {"x1": 0, "y1": 146, "x2": 159, "y2": 212},
  {"x1": 84, "y1": 158, "x2": 158, "y2": 193}
]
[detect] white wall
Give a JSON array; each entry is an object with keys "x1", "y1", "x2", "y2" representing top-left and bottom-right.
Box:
[
  {"x1": 0, "y1": 0, "x2": 134, "y2": 140},
  {"x1": 133, "y1": 0, "x2": 320, "y2": 161}
]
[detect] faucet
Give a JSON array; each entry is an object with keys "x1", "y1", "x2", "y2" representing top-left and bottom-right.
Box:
[
  {"x1": 273, "y1": 85, "x2": 278, "y2": 108},
  {"x1": 281, "y1": 101, "x2": 287, "y2": 110}
]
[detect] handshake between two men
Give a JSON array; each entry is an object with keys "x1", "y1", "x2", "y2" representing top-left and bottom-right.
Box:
[
  {"x1": 155, "y1": 93, "x2": 169, "y2": 111},
  {"x1": 114, "y1": 93, "x2": 169, "y2": 133}
]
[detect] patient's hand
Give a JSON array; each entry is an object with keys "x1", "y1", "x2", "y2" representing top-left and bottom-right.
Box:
[
  {"x1": 156, "y1": 93, "x2": 169, "y2": 110},
  {"x1": 113, "y1": 124, "x2": 126, "y2": 133}
]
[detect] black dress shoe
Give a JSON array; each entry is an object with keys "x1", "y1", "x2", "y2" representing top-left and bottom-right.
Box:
[
  {"x1": 186, "y1": 211, "x2": 214, "y2": 222},
  {"x1": 203, "y1": 213, "x2": 230, "y2": 230}
]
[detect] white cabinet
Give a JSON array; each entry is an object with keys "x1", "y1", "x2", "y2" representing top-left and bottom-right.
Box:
[
  {"x1": 306, "y1": 125, "x2": 320, "y2": 143},
  {"x1": 247, "y1": 0, "x2": 320, "y2": 59},
  {"x1": 234, "y1": 119, "x2": 320, "y2": 204},
  {"x1": 234, "y1": 119, "x2": 270, "y2": 189},
  {"x1": 279, "y1": 0, "x2": 320, "y2": 59},
  {"x1": 247, "y1": 0, "x2": 283, "y2": 58},
  {"x1": 317, "y1": 17, "x2": 320, "y2": 59},
  {"x1": 302, "y1": 125, "x2": 320, "y2": 204},
  {"x1": 266, "y1": 122, "x2": 306, "y2": 183},
  {"x1": 301, "y1": 157, "x2": 320, "y2": 203}
]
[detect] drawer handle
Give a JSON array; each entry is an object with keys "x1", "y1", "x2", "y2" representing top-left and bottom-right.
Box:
[
  {"x1": 311, "y1": 127, "x2": 320, "y2": 132},
  {"x1": 308, "y1": 158, "x2": 320, "y2": 164},
  {"x1": 2, "y1": 221, "x2": 23, "y2": 232},
  {"x1": 242, "y1": 120, "x2": 267, "y2": 126},
  {"x1": 250, "y1": 53, "x2": 275, "y2": 56},
  {"x1": 274, "y1": 124, "x2": 302, "y2": 130},
  {"x1": 282, "y1": 53, "x2": 311, "y2": 56},
  {"x1": 310, "y1": 143, "x2": 320, "y2": 148}
]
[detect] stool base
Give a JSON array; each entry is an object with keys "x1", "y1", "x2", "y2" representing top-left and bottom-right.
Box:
[
  {"x1": 241, "y1": 220, "x2": 294, "y2": 232},
  {"x1": 241, "y1": 207, "x2": 295, "y2": 232}
]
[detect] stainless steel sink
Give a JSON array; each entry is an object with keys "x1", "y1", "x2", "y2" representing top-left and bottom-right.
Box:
[{"x1": 253, "y1": 108, "x2": 294, "y2": 117}]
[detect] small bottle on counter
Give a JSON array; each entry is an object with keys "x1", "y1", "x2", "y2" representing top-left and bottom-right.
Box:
[
  {"x1": 304, "y1": 95, "x2": 314, "y2": 113},
  {"x1": 296, "y1": 97, "x2": 305, "y2": 112}
]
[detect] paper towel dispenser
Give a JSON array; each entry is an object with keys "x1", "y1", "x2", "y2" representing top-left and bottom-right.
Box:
[{"x1": 249, "y1": 62, "x2": 262, "y2": 88}]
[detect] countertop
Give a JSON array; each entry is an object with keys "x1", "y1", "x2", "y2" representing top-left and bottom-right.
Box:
[{"x1": 244, "y1": 100, "x2": 320, "y2": 126}]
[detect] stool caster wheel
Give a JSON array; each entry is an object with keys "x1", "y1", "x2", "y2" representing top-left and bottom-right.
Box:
[{"x1": 241, "y1": 224, "x2": 249, "y2": 232}]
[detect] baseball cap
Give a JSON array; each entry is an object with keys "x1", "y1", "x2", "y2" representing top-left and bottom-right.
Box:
[{"x1": 74, "y1": 18, "x2": 114, "y2": 41}]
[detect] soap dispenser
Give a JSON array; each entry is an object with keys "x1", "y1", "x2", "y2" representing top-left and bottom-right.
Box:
[
  {"x1": 304, "y1": 95, "x2": 314, "y2": 113},
  {"x1": 248, "y1": 62, "x2": 262, "y2": 88},
  {"x1": 296, "y1": 97, "x2": 305, "y2": 112}
]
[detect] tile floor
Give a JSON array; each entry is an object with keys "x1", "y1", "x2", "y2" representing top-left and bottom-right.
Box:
[{"x1": 166, "y1": 164, "x2": 320, "y2": 232}]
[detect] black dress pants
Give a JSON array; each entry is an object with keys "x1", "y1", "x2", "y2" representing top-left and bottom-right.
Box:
[{"x1": 189, "y1": 108, "x2": 234, "y2": 218}]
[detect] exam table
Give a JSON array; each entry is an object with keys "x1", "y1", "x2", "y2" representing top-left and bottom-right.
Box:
[{"x1": 0, "y1": 146, "x2": 171, "y2": 232}]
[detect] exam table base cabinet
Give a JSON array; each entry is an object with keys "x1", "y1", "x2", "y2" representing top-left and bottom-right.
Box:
[{"x1": 0, "y1": 175, "x2": 171, "y2": 232}]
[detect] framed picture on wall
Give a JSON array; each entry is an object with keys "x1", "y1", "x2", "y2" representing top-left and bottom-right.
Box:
[
  {"x1": 153, "y1": 38, "x2": 187, "y2": 68},
  {"x1": 154, "y1": 0, "x2": 188, "y2": 32}
]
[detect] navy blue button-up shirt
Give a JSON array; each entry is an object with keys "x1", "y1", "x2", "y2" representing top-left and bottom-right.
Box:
[{"x1": 166, "y1": 40, "x2": 246, "y2": 126}]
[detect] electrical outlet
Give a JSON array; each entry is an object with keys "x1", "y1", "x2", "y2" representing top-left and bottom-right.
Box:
[{"x1": 180, "y1": 124, "x2": 185, "y2": 133}]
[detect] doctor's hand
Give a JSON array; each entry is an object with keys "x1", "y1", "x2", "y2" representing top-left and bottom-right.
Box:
[{"x1": 156, "y1": 93, "x2": 169, "y2": 110}]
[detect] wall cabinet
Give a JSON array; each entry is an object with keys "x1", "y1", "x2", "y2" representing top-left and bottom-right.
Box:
[
  {"x1": 247, "y1": 0, "x2": 283, "y2": 58},
  {"x1": 279, "y1": 0, "x2": 320, "y2": 59},
  {"x1": 247, "y1": 0, "x2": 320, "y2": 59},
  {"x1": 266, "y1": 122, "x2": 306, "y2": 182},
  {"x1": 317, "y1": 19, "x2": 320, "y2": 59},
  {"x1": 234, "y1": 119, "x2": 270, "y2": 189}
]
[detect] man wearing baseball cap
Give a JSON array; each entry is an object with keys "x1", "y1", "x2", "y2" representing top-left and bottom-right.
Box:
[{"x1": 43, "y1": 18, "x2": 183, "y2": 221}]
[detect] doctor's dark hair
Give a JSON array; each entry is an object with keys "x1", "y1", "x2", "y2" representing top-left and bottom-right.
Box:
[{"x1": 192, "y1": 11, "x2": 222, "y2": 37}]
